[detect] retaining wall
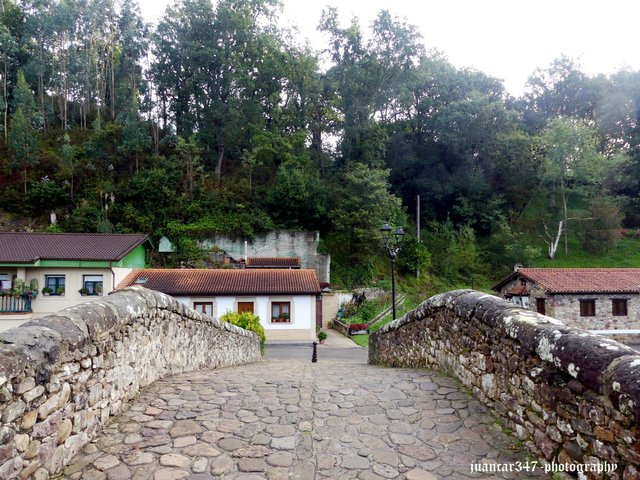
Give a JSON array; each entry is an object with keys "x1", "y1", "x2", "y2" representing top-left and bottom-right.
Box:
[
  {"x1": 369, "y1": 290, "x2": 640, "y2": 479},
  {"x1": 0, "y1": 286, "x2": 261, "y2": 479}
]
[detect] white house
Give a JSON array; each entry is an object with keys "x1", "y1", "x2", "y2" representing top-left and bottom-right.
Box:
[{"x1": 118, "y1": 268, "x2": 322, "y2": 343}]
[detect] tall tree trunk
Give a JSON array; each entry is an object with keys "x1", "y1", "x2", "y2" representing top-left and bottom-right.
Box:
[
  {"x1": 215, "y1": 144, "x2": 224, "y2": 183},
  {"x1": 562, "y1": 183, "x2": 569, "y2": 254},
  {"x1": 2, "y1": 59, "x2": 7, "y2": 142},
  {"x1": 38, "y1": 42, "x2": 46, "y2": 132}
]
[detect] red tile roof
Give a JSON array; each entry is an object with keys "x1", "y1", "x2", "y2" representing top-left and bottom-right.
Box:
[
  {"x1": 0, "y1": 232, "x2": 148, "y2": 263},
  {"x1": 495, "y1": 268, "x2": 640, "y2": 294},
  {"x1": 246, "y1": 257, "x2": 301, "y2": 268},
  {"x1": 118, "y1": 268, "x2": 321, "y2": 296}
]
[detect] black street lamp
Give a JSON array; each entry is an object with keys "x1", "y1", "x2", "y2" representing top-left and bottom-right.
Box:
[{"x1": 380, "y1": 223, "x2": 405, "y2": 320}]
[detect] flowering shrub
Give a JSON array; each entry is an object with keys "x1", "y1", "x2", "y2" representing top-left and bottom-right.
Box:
[
  {"x1": 349, "y1": 323, "x2": 367, "y2": 332},
  {"x1": 220, "y1": 311, "x2": 265, "y2": 352}
]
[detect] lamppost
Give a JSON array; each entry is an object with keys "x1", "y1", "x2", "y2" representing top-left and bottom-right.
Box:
[{"x1": 380, "y1": 223, "x2": 405, "y2": 320}]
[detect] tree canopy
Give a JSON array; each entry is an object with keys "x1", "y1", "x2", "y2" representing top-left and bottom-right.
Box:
[{"x1": 1, "y1": 0, "x2": 640, "y2": 286}]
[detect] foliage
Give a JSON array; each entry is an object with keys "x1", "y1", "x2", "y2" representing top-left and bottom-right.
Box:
[
  {"x1": 341, "y1": 296, "x2": 391, "y2": 326},
  {"x1": 426, "y1": 220, "x2": 487, "y2": 284},
  {"x1": 575, "y1": 197, "x2": 623, "y2": 254},
  {"x1": 220, "y1": 311, "x2": 265, "y2": 352},
  {"x1": 2, "y1": 2, "x2": 640, "y2": 294},
  {"x1": 396, "y1": 236, "x2": 431, "y2": 276}
]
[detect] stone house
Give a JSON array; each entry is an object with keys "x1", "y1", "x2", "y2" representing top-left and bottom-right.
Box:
[
  {"x1": 0, "y1": 232, "x2": 148, "y2": 331},
  {"x1": 118, "y1": 268, "x2": 322, "y2": 343},
  {"x1": 493, "y1": 268, "x2": 640, "y2": 333}
]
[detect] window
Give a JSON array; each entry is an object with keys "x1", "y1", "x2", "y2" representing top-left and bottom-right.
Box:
[
  {"x1": 45, "y1": 275, "x2": 66, "y2": 296},
  {"x1": 580, "y1": 299, "x2": 596, "y2": 317},
  {"x1": 238, "y1": 302, "x2": 254, "y2": 314},
  {"x1": 194, "y1": 302, "x2": 213, "y2": 316},
  {"x1": 83, "y1": 275, "x2": 104, "y2": 296},
  {"x1": 612, "y1": 299, "x2": 628, "y2": 317},
  {"x1": 271, "y1": 302, "x2": 291, "y2": 323},
  {"x1": 0, "y1": 274, "x2": 10, "y2": 291},
  {"x1": 536, "y1": 298, "x2": 546, "y2": 315}
]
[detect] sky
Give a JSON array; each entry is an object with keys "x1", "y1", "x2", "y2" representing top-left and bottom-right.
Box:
[{"x1": 138, "y1": 0, "x2": 640, "y2": 97}]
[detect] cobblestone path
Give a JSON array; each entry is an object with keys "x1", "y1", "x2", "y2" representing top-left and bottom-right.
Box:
[{"x1": 63, "y1": 355, "x2": 546, "y2": 480}]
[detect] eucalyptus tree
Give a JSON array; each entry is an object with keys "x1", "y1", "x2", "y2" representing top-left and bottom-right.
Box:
[
  {"x1": 0, "y1": 0, "x2": 24, "y2": 141},
  {"x1": 10, "y1": 71, "x2": 38, "y2": 193}
]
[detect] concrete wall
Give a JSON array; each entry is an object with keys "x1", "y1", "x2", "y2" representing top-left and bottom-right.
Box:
[
  {"x1": 0, "y1": 286, "x2": 261, "y2": 479},
  {"x1": 370, "y1": 290, "x2": 640, "y2": 478},
  {"x1": 174, "y1": 294, "x2": 317, "y2": 342},
  {"x1": 201, "y1": 231, "x2": 331, "y2": 283}
]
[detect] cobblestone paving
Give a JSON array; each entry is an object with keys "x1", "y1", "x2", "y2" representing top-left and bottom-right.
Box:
[{"x1": 63, "y1": 357, "x2": 547, "y2": 480}]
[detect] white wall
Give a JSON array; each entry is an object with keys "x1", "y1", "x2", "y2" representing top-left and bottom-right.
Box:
[{"x1": 176, "y1": 294, "x2": 316, "y2": 342}]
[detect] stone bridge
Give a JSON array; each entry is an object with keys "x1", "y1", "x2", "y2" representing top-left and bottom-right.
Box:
[{"x1": 0, "y1": 288, "x2": 638, "y2": 479}]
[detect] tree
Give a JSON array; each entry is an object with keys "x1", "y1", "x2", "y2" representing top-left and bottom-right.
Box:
[
  {"x1": 327, "y1": 164, "x2": 404, "y2": 284},
  {"x1": 576, "y1": 197, "x2": 623, "y2": 255},
  {"x1": 151, "y1": 0, "x2": 283, "y2": 182},
  {"x1": 175, "y1": 135, "x2": 201, "y2": 198},
  {"x1": 120, "y1": 94, "x2": 150, "y2": 174},
  {"x1": 523, "y1": 56, "x2": 606, "y2": 131},
  {"x1": 267, "y1": 159, "x2": 327, "y2": 231},
  {"x1": 9, "y1": 71, "x2": 38, "y2": 193},
  {"x1": 538, "y1": 116, "x2": 604, "y2": 255}
]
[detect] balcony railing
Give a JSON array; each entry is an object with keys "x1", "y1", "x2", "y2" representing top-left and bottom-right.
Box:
[{"x1": 0, "y1": 294, "x2": 33, "y2": 313}]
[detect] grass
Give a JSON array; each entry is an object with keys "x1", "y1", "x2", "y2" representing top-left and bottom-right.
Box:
[
  {"x1": 534, "y1": 236, "x2": 640, "y2": 268},
  {"x1": 351, "y1": 334, "x2": 369, "y2": 347}
]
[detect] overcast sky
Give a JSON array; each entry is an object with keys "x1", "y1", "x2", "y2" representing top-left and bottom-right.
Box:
[{"x1": 138, "y1": 0, "x2": 640, "y2": 96}]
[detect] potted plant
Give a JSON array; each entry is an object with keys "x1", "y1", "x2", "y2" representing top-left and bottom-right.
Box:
[
  {"x1": 79, "y1": 287, "x2": 89, "y2": 296},
  {"x1": 317, "y1": 330, "x2": 328, "y2": 344},
  {"x1": 42, "y1": 287, "x2": 53, "y2": 296},
  {"x1": 95, "y1": 284, "x2": 103, "y2": 295},
  {"x1": 56, "y1": 287, "x2": 65, "y2": 296}
]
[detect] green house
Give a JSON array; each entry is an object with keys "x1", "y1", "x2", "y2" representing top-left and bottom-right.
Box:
[{"x1": 0, "y1": 232, "x2": 148, "y2": 331}]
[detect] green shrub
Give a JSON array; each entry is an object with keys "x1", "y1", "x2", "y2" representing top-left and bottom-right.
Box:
[{"x1": 220, "y1": 311, "x2": 265, "y2": 352}]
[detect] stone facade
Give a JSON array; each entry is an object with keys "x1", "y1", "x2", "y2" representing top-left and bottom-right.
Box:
[
  {"x1": 501, "y1": 279, "x2": 640, "y2": 339},
  {"x1": 0, "y1": 286, "x2": 261, "y2": 479},
  {"x1": 201, "y1": 231, "x2": 331, "y2": 283},
  {"x1": 369, "y1": 290, "x2": 640, "y2": 479}
]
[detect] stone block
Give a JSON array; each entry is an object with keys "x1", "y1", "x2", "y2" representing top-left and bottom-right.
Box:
[
  {"x1": 33, "y1": 411, "x2": 63, "y2": 438},
  {"x1": 3, "y1": 400, "x2": 26, "y2": 423},
  {"x1": 23, "y1": 386, "x2": 45, "y2": 404}
]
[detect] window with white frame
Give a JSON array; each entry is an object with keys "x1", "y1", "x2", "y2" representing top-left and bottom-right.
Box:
[{"x1": 83, "y1": 275, "x2": 104, "y2": 295}]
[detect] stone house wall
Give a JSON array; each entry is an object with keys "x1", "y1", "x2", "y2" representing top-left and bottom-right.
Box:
[
  {"x1": 552, "y1": 294, "x2": 640, "y2": 331},
  {"x1": 0, "y1": 286, "x2": 261, "y2": 479},
  {"x1": 497, "y1": 278, "x2": 640, "y2": 333},
  {"x1": 369, "y1": 290, "x2": 640, "y2": 479}
]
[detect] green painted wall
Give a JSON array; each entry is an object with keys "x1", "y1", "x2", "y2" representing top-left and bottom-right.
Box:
[{"x1": 119, "y1": 245, "x2": 146, "y2": 268}]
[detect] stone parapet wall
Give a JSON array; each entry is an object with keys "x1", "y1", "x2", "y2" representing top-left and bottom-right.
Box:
[
  {"x1": 0, "y1": 286, "x2": 261, "y2": 479},
  {"x1": 369, "y1": 290, "x2": 640, "y2": 479}
]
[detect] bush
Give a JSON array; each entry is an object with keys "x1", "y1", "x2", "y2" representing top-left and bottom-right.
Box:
[{"x1": 220, "y1": 311, "x2": 265, "y2": 352}]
